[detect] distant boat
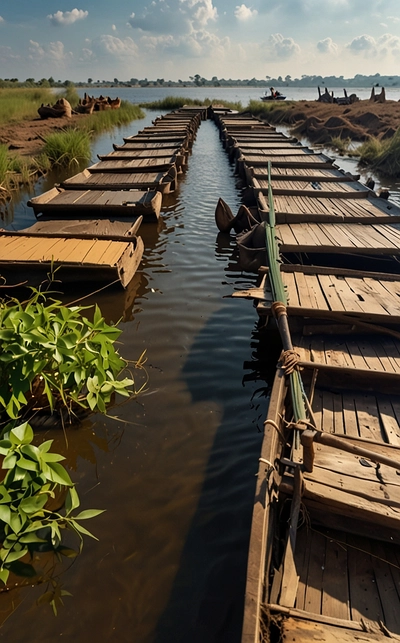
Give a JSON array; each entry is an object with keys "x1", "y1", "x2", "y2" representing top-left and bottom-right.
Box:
[{"x1": 260, "y1": 90, "x2": 286, "y2": 102}]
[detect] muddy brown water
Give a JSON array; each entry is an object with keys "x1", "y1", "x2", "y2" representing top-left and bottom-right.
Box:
[{"x1": 0, "y1": 115, "x2": 278, "y2": 642}]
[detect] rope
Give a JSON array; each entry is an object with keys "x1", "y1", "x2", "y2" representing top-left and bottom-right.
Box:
[{"x1": 279, "y1": 349, "x2": 300, "y2": 375}]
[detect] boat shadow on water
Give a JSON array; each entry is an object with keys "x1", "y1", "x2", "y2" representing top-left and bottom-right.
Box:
[{"x1": 153, "y1": 303, "x2": 280, "y2": 643}]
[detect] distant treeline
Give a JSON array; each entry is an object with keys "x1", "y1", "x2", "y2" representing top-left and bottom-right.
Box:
[{"x1": 1, "y1": 73, "x2": 399, "y2": 89}]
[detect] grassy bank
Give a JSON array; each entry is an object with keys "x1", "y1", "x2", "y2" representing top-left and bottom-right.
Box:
[{"x1": 0, "y1": 89, "x2": 145, "y2": 193}]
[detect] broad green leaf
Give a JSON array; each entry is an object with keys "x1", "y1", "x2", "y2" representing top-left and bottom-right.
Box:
[
  {"x1": 74, "y1": 509, "x2": 105, "y2": 520},
  {"x1": 65, "y1": 486, "x2": 80, "y2": 514},
  {"x1": 4, "y1": 547, "x2": 28, "y2": 563},
  {"x1": 20, "y1": 495, "x2": 48, "y2": 514},
  {"x1": 70, "y1": 520, "x2": 98, "y2": 540},
  {"x1": 0, "y1": 568, "x2": 9, "y2": 584},
  {"x1": 0, "y1": 505, "x2": 11, "y2": 527},
  {"x1": 16, "y1": 457, "x2": 38, "y2": 472},
  {"x1": 10, "y1": 423, "x2": 33, "y2": 446},
  {"x1": 46, "y1": 463, "x2": 73, "y2": 487}
]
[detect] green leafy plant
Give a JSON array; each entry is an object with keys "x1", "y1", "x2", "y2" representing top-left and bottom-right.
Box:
[
  {"x1": 0, "y1": 421, "x2": 103, "y2": 587},
  {"x1": 0, "y1": 291, "x2": 146, "y2": 597},
  {"x1": 0, "y1": 291, "x2": 137, "y2": 424}
]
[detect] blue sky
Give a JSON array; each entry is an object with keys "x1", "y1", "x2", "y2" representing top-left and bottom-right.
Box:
[{"x1": 1, "y1": 0, "x2": 400, "y2": 81}]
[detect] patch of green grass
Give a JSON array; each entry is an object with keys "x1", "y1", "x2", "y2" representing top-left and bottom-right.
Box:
[
  {"x1": 42, "y1": 129, "x2": 92, "y2": 168},
  {"x1": 140, "y1": 96, "x2": 243, "y2": 111},
  {"x1": 330, "y1": 136, "x2": 352, "y2": 155},
  {"x1": 244, "y1": 99, "x2": 296, "y2": 122},
  {"x1": 0, "y1": 88, "x2": 57, "y2": 125},
  {"x1": 356, "y1": 130, "x2": 400, "y2": 177}
]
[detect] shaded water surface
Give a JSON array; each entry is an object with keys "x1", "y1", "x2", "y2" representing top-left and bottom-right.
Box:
[{"x1": 0, "y1": 118, "x2": 272, "y2": 641}]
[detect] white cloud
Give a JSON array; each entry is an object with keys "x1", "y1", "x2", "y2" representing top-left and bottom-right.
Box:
[
  {"x1": 28, "y1": 40, "x2": 72, "y2": 64},
  {"x1": 139, "y1": 29, "x2": 230, "y2": 59},
  {"x1": 112, "y1": 24, "x2": 117, "y2": 31},
  {"x1": 317, "y1": 37, "x2": 338, "y2": 55},
  {"x1": 91, "y1": 35, "x2": 139, "y2": 58},
  {"x1": 234, "y1": 5, "x2": 258, "y2": 21},
  {"x1": 265, "y1": 33, "x2": 301, "y2": 60},
  {"x1": 128, "y1": 0, "x2": 217, "y2": 35},
  {"x1": 48, "y1": 8, "x2": 88, "y2": 26},
  {"x1": 0, "y1": 16, "x2": 4, "y2": 24},
  {"x1": 346, "y1": 32, "x2": 400, "y2": 60},
  {"x1": 347, "y1": 34, "x2": 376, "y2": 53}
]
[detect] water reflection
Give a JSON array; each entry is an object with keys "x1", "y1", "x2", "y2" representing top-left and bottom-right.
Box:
[{"x1": 0, "y1": 118, "x2": 271, "y2": 643}]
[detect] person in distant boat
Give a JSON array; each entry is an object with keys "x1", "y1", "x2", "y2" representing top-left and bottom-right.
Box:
[{"x1": 270, "y1": 87, "x2": 282, "y2": 99}]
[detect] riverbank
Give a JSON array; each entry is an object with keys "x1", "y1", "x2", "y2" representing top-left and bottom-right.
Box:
[
  {"x1": 255, "y1": 98, "x2": 400, "y2": 144},
  {"x1": 4, "y1": 97, "x2": 400, "y2": 158}
]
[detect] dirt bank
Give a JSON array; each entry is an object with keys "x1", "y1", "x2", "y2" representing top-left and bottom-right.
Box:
[
  {"x1": 266, "y1": 98, "x2": 400, "y2": 144},
  {"x1": 0, "y1": 113, "x2": 92, "y2": 158}
]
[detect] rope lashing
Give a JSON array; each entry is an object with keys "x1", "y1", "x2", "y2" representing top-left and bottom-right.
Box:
[{"x1": 280, "y1": 349, "x2": 301, "y2": 375}]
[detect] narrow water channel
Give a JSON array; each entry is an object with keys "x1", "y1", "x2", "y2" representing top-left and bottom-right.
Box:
[{"x1": 0, "y1": 119, "x2": 273, "y2": 641}]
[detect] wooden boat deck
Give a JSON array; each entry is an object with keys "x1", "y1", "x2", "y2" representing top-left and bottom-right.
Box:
[
  {"x1": 20, "y1": 218, "x2": 142, "y2": 238},
  {"x1": 121, "y1": 138, "x2": 187, "y2": 148},
  {"x1": 255, "y1": 177, "x2": 368, "y2": 198},
  {"x1": 255, "y1": 265, "x2": 400, "y2": 324},
  {"x1": 294, "y1": 333, "x2": 400, "y2": 376},
  {"x1": 28, "y1": 186, "x2": 162, "y2": 220},
  {"x1": 276, "y1": 222, "x2": 400, "y2": 254},
  {"x1": 88, "y1": 157, "x2": 177, "y2": 173},
  {"x1": 286, "y1": 526, "x2": 400, "y2": 632},
  {"x1": 61, "y1": 168, "x2": 177, "y2": 194},
  {"x1": 238, "y1": 152, "x2": 334, "y2": 168},
  {"x1": 0, "y1": 233, "x2": 143, "y2": 288},
  {"x1": 270, "y1": 193, "x2": 400, "y2": 223},
  {"x1": 253, "y1": 166, "x2": 358, "y2": 182}
]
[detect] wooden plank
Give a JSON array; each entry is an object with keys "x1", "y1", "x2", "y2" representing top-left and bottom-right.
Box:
[
  {"x1": 321, "y1": 530, "x2": 350, "y2": 620},
  {"x1": 303, "y1": 530, "x2": 326, "y2": 614},
  {"x1": 347, "y1": 535, "x2": 386, "y2": 624}
]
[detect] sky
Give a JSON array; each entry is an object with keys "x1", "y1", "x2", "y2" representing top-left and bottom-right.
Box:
[{"x1": 1, "y1": 0, "x2": 400, "y2": 82}]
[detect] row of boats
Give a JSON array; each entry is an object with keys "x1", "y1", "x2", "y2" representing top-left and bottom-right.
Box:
[
  {"x1": 211, "y1": 109, "x2": 400, "y2": 642},
  {"x1": 2, "y1": 106, "x2": 207, "y2": 293}
]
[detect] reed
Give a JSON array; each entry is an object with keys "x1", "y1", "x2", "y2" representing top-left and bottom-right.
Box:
[{"x1": 42, "y1": 129, "x2": 92, "y2": 168}]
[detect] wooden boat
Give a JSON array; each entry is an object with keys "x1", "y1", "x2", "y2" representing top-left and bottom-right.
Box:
[
  {"x1": 28, "y1": 186, "x2": 162, "y2": 221},
  {"x1": 0, "y1": 231, "x2": 144, "y2": 289},
  {"x1": 214, "y1": 107, "x2": 400, "y2": 642},
  {"x1": 242, "y1": 347, "x2": 400, "y2": 642},
  {"x1": 61, "y1": 167, "x2": 177, "y2": 195},
  {"x1": 87, "y1": 157, "x2": 178, "y2": 174},
  {"x1": 260, "y1": 90, "x2": 286, "y2": 101},
  {"x1": 20, "y1": 217, "x2": 143, "y2": 238}
]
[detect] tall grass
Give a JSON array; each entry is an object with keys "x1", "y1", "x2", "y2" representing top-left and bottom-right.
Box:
[
  {"x1": 0, "y1": 88, "x2": 57, "y2": 124},
  {"x1": 0, "y1": 144, "x2": 34, "y2": 194},
  {"x1": 244, "y1": 99, "x2": 296, "y2": 122},
  {"x1": 42, "y1": 129, "x2": 92, "y2": 168},
  {"x1": 78, "y1": 101, "x2": 144, "y2": 135},
  {"x1": 355, "y1": 130, "x2": 400, "y2": 177}
]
